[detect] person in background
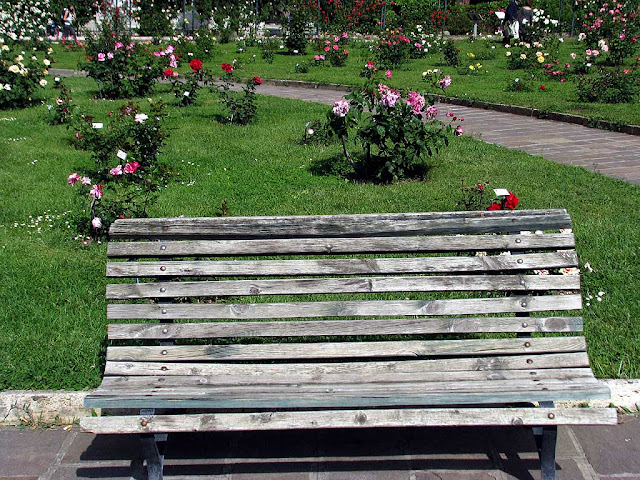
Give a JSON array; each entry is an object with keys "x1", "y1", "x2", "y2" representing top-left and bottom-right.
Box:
[
  {"x1": 504, "y1": 0, "x2": 520, "y2": 43},
  {"x1": 518, "y1": 0, "x2": 534, "y2": 42},
  {"x1": 62, "y1": 4, "x2": 77, "y2": 42}
]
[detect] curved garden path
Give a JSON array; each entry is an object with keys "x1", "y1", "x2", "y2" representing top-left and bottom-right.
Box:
[{"x1": 53, "y1": 68, "x2": 640, "y2": 185}]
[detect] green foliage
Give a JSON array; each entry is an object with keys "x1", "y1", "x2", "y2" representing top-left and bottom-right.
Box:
[
  {"x1": 0, "y1": 0, "x2": 52, "y2": 42},
  {"x1": 47, "y1": 80, "x2": 75, "y2": 125},
  {"x1": 375, "y1": 32, "x2": 413, "y2": 68},
  {"x1": 576, "y1": 69, "x2": 639, "y2": 103},
  {"x1": 505, "y1": 75, "x2": 535, "y2": 92},
  {"x1": 441, "y1": 39, "x2": 459, "y2": 67},
  {"x1": 259, "y1": 37, "x2": 281, "y2": 63},
  {"x1": 215, "y1": 69, "x2": 262, "y2": 125},
  {"x1": 136, "y1": 0, "x2": 177, "y2": 38},
  {"x1": 455, "y1": 180, "x2": 492, "y2": 210},
  {"x1": 284, "y1": 9, "x2": 308, "y2": 55}
]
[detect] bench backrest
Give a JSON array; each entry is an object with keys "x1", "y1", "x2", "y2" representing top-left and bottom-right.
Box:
[{"x1": 104, "y1": 209, "x2": 588, "y2": 380}]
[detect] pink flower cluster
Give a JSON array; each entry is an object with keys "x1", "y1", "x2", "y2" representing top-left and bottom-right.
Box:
[
  {"x1": 154, "y1": 45, "x2": 178, "y2": 68},
  {"x1": 109, "y1": 161, "x2": 140, "y2": 176},
  {"x1": 332, "y1": 99, "x2": 350, "y2": 117},
  {"x1": 380, "y1": 88, "x2": 401, "y2": 108},
  {"x1": 439, "y1": 75, "x2": 452, "y2": 90},
  {"x1": 406, "y1": 91, "x2": 425, "y2": 115},
  {"x1": 97, "y1": 42, "x2": 135, "y2": 62},
  {"x1": 424, "y1": 105, "x2": 438, "y2": 121},
  {"x1": 67, "y1": 173, "x2": 91, "y2": 186}
]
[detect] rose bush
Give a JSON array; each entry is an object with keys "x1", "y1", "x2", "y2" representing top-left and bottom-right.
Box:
[
  {"x1": 0, "y1": 43, "x2": 52, "y2": 109},
  {"x1": 215, "y1": 63, "x2": 262, "y2": 125},
  {"x1": 0, "y1": 0, "x2": 52, "y2": 43}
]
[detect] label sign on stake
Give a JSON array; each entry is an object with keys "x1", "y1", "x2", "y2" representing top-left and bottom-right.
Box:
[
  {"x1": 184, "y1": 91, "x2": 190, "y2": 97},
  {"x1": 117, "y1": 150, "x2": 128, "y2": 161},
  {"x1": 493, "y1": 188, "x2": 510, "y2": 197},
  {"x1": 92, "y1": 123, "x2": 103, "y2": 129}
]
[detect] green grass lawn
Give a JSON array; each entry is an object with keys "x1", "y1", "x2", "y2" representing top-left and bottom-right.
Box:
[
  {"x1": 49, "y1": 37, "x2": 640, "y2": 126},
  {"x1": 0, "y1": 77, "x2": 639, "y2": 391}
]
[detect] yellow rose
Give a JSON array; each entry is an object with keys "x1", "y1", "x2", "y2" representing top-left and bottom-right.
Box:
[
  {"x1": 43, "y1": 59, "x2": 50, "y2": 66},
  {"x1": 506, "y1": 51, "x2": 512, "y2": 56},
  {"x1": 469, "y1": 65, "x2": 475, "y2": 70},
  {"x1": 520, "y1": 53, "x2": 527, "y2": 59},
  {"x1": 537, "y1": 56, "x2": 544, "y2": 63},
  {"x1": 15, "y1": 55, "x2": 23, "y2": 62},
  {"x1": 8, "y1": 64, "x2": 19, "y2": 73}
]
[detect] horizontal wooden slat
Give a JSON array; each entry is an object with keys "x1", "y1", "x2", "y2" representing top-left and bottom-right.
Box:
[
  {"x1": 106, "y1": 252, "x2": 578, "y2": 278},
  {"x1": 107, "y1": 295, "x2": 582, "y2": 320},
  {"x1": 80, "y1": 407, "x2": 617, "y2": 434},
  {"x1": 106, "y1": 337, "x2": 587, "y2": 362},
  {"x1": 106, "y1": 233, "x2": 576, "y2": 258},
  {"x1": 106, "y1": 274, "x2": 581, "y2": 300},
  {"x1": 108, "y1": 210, "x2": 572, "y2": 239},
  {"x1": 104, "y1": 352, "x2": 592, "y2": 377},
  {"x1": 84, "y1": 377, "x2": 610, "y2": 409},
  {"x1": 107, "y1": 316, "x2": 583, "y2": 340},
  {"x1": 99, "y1": 368, "x2": 595, "y2": 390}
]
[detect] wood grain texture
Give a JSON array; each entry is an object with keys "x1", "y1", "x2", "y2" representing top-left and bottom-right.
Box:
[
  {"x1": 106, "y1": 252, "x2": 579, "y2": 278},
  {"x1": 107, "y1": 294, "x2": 582, "y2": 320},
  {"x1": 106, "y1": 275, "x2": 581, "y2": 300},
  {"x1": 108, "y1": 210, "x2": 572, "y2": 239},
  {"x1": 103, "y1": 352, "x2": 591, "y2": 376},
  {"x1": 106, "y1": 336, "x2": 588, "y2": 362},
  {"x1": 106, "y1": 233, "x2": 576, "y2": 257},
  {"x1": 107, "y1": 316, "x2": 583, "y2": 340},
  {"x1": 80, "y1": 407, "x2": 617, "y2": 434}
]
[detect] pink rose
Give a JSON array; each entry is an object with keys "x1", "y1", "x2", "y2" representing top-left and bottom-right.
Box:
[
  {"x1": 81, "y1": 176, "x2": 91, "y2": 186},
  {"x1": 109, "y1": 165, "x2": 123, "y2": 176},
  {"x1": 91, "y1": 217, "x2": 102, "y2": 229},
  {"x1": 97, "y1": 53, "x2": 106, "y2": 61},
  {"x1": 425, "y1": 105, "x2": 438, "y2": 120},
  {"x1": 114, "y1": 42, "x2": 124, "y2": 50},
  {"x1": 90, "y1": 184, "x2": 103, "y2": 199},
  {"x1": 67, "y1": 173, "x2": 80, "y2": 185},
  {"x1": 324, "y1": 46, "x2": 330, "y2": 52},
  {"x1": 455, "y1": 125, "x2": 464, "y2": 136},
  {"x1": 314, "y1": 55, "x2": 320, "y2": 61},
  {"x1": 620, "y1": 33, "x2": 626, "y2": 40},
  {"x1": 332, "y1": 99, "x2": 350, "y2": 117},
  {"x1": 123, "y1": 161, "x2": 139, "y2": 174},
  {"x1": 107, "y1": 52, "x2": 114, "y2": 59},
  {"x1": 332, "y1": 44, "x2": 339, "y2": 50},
  {"x1": 385, "y1": 69, "x2": 392, "y2": 78}
]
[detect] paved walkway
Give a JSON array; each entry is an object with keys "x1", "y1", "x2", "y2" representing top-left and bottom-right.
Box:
[
  {"x1": 51, "y1": 68, "x2": 640, "y2": 185},
  {"x1": 2, "y1": 416, "x2": 639, "y2": 479}
]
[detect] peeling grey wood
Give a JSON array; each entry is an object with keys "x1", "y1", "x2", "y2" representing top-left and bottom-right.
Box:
[
  {"x1": 99, "y1": 368, "x2": 595, "y2": 389},
  {"x1": 106, "y1": 336, "x2": 588, "y2": 362},
  {"x1": 107, "y1": 316, "x2": 583, "y2": 340},
  {"x1": 80, "y1": 407, "x2": 616, "y2": 434},
  {"x1": 107, "y1": 294, "x2": 582, "y2": 320},
  {"x1": 107, "y1": 233, "x2": 576, "y2": 258},
  {"x1": 103, "y1": 352, "x2": 591, "y2": 376},
  {"x1": 108, "y1": 210, "x2": 572, "y2": 239},
  {"x1": 106, "y1": 275, "x2": 581, "y2": 300},
  {"x1": 106, "y1": 252, "x2": 579, "y2": 278}
]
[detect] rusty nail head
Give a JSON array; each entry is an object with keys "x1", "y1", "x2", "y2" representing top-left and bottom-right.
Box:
[
  {"x1": 141, "y1": 420, "x2": 148, "y2": 426},
  {"x1": 524, "y1": 342, "x2": 531, "y2": 348},
  {"x1": 160, "y1": 245, "x2": 166, "y2": 250},
  {"x1": 526, "y1": 359, "x2": 534, "y2": 364},
  {"x1": 548, "y1": 413, "x2": 555, "y2": 419},
  {"x1": 160, "y1": 266, "x2": 166, "y2": 271}
]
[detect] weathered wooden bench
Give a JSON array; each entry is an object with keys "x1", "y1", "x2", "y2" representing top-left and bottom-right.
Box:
[{"x1": 81, "y1": 209, "x2": 617, "y2": 480}]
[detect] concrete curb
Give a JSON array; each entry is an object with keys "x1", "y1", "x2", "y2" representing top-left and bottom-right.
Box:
[
  {"x1": 48, "y1": 68, "x2": 640, "y2": 136},
  {"x1": 1, "y1": 380, "x2": 638, "y2": 426}
]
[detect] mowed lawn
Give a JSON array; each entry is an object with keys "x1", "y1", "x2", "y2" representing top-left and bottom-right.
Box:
[{"x1": 0, "y1": 77, "x2": 638, "y2": 391}]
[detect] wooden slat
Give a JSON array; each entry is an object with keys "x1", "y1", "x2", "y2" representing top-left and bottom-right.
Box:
[
  {"x1": 80, "y1": 407, "x2": 617, "y2": 434},
  {"x1": 83, "y1": 378, "x2": 610, "y2": 409},
  {"x1": 107, "y1": 294, "x2": 582, "y2": 320},
  {"x1": 107, "y1": 316, "x2": 583, "y2": 340},
  {"x1": 104, "y1": 352, "x2": 592, "y2": 376},
  {"x1": 108, "y1": 210, "x2": 572, "y2": 239},
  {"x1": 106, "y1": 233, "x2": 576, "y2": 257},
  {"x1": 99, "y1": 368, "x2": 595, "y2": 389},
  {"x1": 106, "y1": 274, "x2": 581, "y2": 300},
  {"x1": 106, "y1": 337, "x2": 587, "y2": 362},
  {"x1": 106, "y1": 252, "x2": 579, "y2": 278}
]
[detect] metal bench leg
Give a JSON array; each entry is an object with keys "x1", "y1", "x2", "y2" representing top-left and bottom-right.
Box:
[
  {"x1": 535, "y1": 425, "x2": 557, "y2": 480},
  {"x1": 140, "y1": 433, "x2": 165, "y2": 480}
]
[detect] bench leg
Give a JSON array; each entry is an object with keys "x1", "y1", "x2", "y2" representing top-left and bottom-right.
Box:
[
  {"x1": 140, "y1": 433, "x2": 166, "y2": 480},
  {"x1": 534, "y1": 426, "x2": 557, "y2": 480}
]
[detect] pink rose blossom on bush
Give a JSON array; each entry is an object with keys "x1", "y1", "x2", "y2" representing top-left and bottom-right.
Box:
[
  {"x1": 380, "y1": 89, "x2": 401, "y2": 108},
  {"x1": 406, "y1": 91, "x2": 425, "y2": 115},
  {"x1": 332, "y1": 99, "x2": 350, "y2": 117},
  {"x1": 90, "y1": 184, "x2": 103, "y2": 199},
  {"x1": 123, "y1": 161, "x2": 139, "y2": 174},
  {"x1": 455, "y1": 125, "x2": 464, "y2": 136},
  {"x1": 114, "y1": 42, "x2": 124, "y2": 50},
  {"x1": 81, "y1": 176, "x2": 91, "y2": 185},
  {"x1": 67, "y1": 173, "x2": 80, "y2": 185},
  {"x1": 91, "y1": 217, "x2": 102, "y2": 229},
  {"x1": 97, "y1": 53, "x2": 106, "y2": 61},
  {"x1": 332, "y1": 44, "x2": 339, "y2": 50},
  {"x1": 169, "y1": 54, "x2": 178, "y2": 68},
  {"x1": 109, "y1": 165, "x2": 123, "y2": 176},
  {"x1": 439, "y1": 75, "x2": 452, "y2": 89},
  {"x1": 424, "y1": 105, "x2": 438, "y2": 120},
  {"x1": 385, "y1": 69, "x2": 392, "y2": 78},
  {"x1": 107, "y1": 52, "x2": 114, "y2": 59}
]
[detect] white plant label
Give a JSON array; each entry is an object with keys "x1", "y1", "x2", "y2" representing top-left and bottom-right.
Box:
[
  {"x1": 184, "y1": 91, "x2": 190, "y2": 97},
  {"x1": 493, "y1": 188, "x2": 510, "y2": 197},
  {"x1": 117, "y1": 150, "x2": 128, "y2": 161},
  {"x1": 92, "y1": 123, "x2": 103, "y2": 129}
]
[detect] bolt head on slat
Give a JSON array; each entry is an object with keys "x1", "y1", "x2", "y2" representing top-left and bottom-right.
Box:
[
  {"x1": 160, "y1": 245, "x2": 166, "y2": 250},
  {"x1": 161, "y1": 350, "x2": 167, "y2": 355},
  {"x1": 161, "y1": 309, "x2": 167, "y2": 314},
  {"x1": 517, "y1": 259, "x2": 524, "y2": 264},
  {"x1": 161, "y1": 366, "x2": 168, "y2": 371},
  {"x1": 140, "y1": 420, "x2": 148, "y2": 426},
  {"x1": 520, "y1": 280, "x2": 526, "y2": 286},
  {"x1": 522, "y1": 322, "x2": 529, "y2": 328},
  {"x1": 524, "y1": 342, "x2": 531, "y2": 348},
  {"x1": 548, "y1": 413, "x2": 555, "y2": 419},
  {"x1": 160, "y1": 287, "x2": 166, "y2": 293},
  {"x1": 162, "y1": 328, "x2": 168, "y2": 334},
  {"x1": 160, "y1": 266, "x2": 166, "y2": 271},
  {"x1": 526, "y1": 359, "x2": 533, "y2": 364},
  {"x1": 521, "y1": 301, "x2": 527, "y2": 307},
  {"x1": 515, "y1": 238, "x2": 522, "y2": 243}
]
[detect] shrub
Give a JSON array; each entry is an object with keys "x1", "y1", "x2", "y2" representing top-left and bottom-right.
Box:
[
  {"x1": 375, "y1": 31, "x2": 412, "y2": 68},
  {"x1": 215, "y1": 63, "x2": 262, "y2": 125},
  {"x1": 68, "y1": 100, "x2": 170, "y2": 236},
  {"x1": 322, "y1": 37, "x2": 350, "y2": 67},
  {"x1": 136, "y1": 0, "x2": 177, "y2": 39},
  {"x1": 0, "y1": 0, "x2": 52, "y2": 42},
  {"x1": 576, "y1": 69, "x2": 638, "y2": 103},
  {"x1": 167, "y1": 58, "x2": 212, "y2": 106},
  {"x1": 0, "y1": 43, "x2": 52, "y2": 109},
  {"x1": 505, "y1": 76, "x2": 534, "y2": 92},
  {"x1": 47, "y1": 80, "x2": 74, "y2": 125},
  {"x1": 259, "y1": 37, "x2": 280, "y2": 63},
  {"x1": 441, "y1": 39, "x2": 459, "y2": 67},
  {"x1": 284, "y1": 8, "x2": 308, "y2": 55}
]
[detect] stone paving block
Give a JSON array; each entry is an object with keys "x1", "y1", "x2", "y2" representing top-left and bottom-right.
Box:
[
  {"x1": 414, "y1": 471, "x2": 501, "y2": 480},
  {"x1": 501, "y1": 458, "x2": 589, "y2": 480},
  {"x1": 0, "y1": 429, "x2": 69, "y2": 477},
  {"x1": 49, "y1": 464, "x2": 137, "y2": 480},
  {"x1": 318, "y1": 468, "x2": 411, "y2": 480},
  {"x1": 61, "y1": 432, "x2": 139, "y2": 463},
  {"x1": 571, "y1": 417, "x2": 640, "y2": 475}
]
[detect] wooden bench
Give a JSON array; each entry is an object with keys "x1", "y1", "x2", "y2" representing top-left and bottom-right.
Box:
[{"x1": 81, "y1": 209, "x2": 617, "y2": 480}]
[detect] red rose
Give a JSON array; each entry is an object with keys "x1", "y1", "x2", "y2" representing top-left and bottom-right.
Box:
[
  {"x1": 221, "y1": 63, "x2": 233, "y2": 73},
  {"x1": 504, "y1": 192, "x2": 519, "y2": 210},
  {"x1": 163, "y1": 68, "x2": 174, "y2": 77},
  {"x1": 253, "y1": 76, "x2": 262, "y2": 85},
  {"x1": 540, "y1": 85, "x2": 546, "y2": 90},
  {"x1": 190, "y1": 58, "x2": 203, "y2": 72},
  {"x1": 487, "y1": 203, "x2": 502, "y2": 211}
]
